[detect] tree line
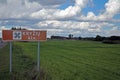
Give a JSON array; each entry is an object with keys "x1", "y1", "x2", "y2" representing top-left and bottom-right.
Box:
[{"x1": 51, "y1": 34, "x2": 120, "y2": 44}]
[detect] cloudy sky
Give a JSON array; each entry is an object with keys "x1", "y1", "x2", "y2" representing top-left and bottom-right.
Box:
[{"x1": 0, "y1": 0, "x2": 120, "y2": 38}]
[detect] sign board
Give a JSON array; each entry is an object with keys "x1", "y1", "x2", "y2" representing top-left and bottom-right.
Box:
[
  {"x1": 2, "y1": 30, "x2": 46, "y2": 73},
  {"x1": 2, "y1": 30, "x2": 46, "y2": 41}
]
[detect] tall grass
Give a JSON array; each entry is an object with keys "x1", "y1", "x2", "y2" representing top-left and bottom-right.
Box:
[{"x1": 0, "y1": 40, "x2": 120, "y2": 80}]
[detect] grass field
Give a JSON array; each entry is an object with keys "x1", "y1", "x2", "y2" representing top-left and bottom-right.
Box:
[{"x1": 0, "y1": 40, "x2": 120, "y2": 80}]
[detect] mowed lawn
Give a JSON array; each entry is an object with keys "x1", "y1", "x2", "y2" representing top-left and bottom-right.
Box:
[{"x1": 0, "y1": 40, "x2": 120, "y2": 80}]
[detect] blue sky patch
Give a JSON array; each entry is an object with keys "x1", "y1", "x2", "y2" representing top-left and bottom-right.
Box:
[
  {"x1": 82, "y1": 0, "x2": 108, "y2": 16},
  {"x1": 58, "y1": 0, "x2": 75, "y2": 10}
]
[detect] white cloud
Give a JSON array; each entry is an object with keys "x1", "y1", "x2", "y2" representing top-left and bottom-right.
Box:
[
  {"x1": 30, "y1": 9, "x2": 56, "y2": 19},
  {"x1": 37, "y1": 20, "x2": 91, "y2": 30},
  {"x1": 0, "y1": 0, "x2": 41, "y2": 18},
  {"x1": 0, "y1": 26, "x2": 9, "y2": 30},
  {"x1": 29, "y1": 0, "x2": 68, "y2": 6},
  {"x1": 54, "y1": 6, "x2": 80, "y2": 18},
  {"x1": 1, "y1": 0, "x2": 119, "y2": 21},
  {"x1": 30, "y1": 0, "x2": 89, "y2": 19},
  {"x1": 99, "y1": 0, "x2": 120, "y2": 20},
  {"x1": 36, "y1": 20, "x2": 103, "y2": 33},
  {"x1": 35, "y1": 19, "x2": 120, "y2": 37},
  {"x1": 55, "y1": 0, "x2": 89, "y2": 18},
  {"x1": 105, "y1": 0, "x2": 120, "y2": 16},
  {"x1": 106, "y1": 26, "x2": 120, "y2": 36},
  {"x1": 0, "y1": 0, "x2": 120, "y2": 37},
  {"x1": 78, "y1": 0, "x2": 120, "y2": 22},
  {"x1": 0, "y1": 0, "x2": 7, "y2": 4}
]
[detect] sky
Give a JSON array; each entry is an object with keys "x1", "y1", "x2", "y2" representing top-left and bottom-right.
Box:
[{"x1": 0, "y1": 0, "x2": 120, "y2": 38}]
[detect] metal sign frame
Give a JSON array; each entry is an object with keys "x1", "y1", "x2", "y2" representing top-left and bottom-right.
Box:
[{"x1": 10, "y1": 42, "x2": 12, "y2": 73}]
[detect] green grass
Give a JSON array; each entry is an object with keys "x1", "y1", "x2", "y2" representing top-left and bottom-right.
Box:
[
  {"x1": 0, "y1": 42, "x2": 46, "y2": 80},
  {"x1": 0, "y1": 40, "x2": 120, "y2": 80}
]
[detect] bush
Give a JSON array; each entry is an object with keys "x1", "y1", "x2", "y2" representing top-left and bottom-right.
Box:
[{"x1": 103, "y1": 40, "x2": 120, "y2": 44}]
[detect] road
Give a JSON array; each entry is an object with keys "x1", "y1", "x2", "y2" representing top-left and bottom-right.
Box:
[{"x1": 0, "y1": 41, "x2": 7, "y2": 48}]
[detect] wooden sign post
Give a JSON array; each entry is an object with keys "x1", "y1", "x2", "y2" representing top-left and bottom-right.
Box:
[{"x1": 2, "y1": 30, "x2": 47, "y2": 73}]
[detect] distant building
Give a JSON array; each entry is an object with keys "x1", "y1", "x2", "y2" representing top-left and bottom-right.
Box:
[
  {"x1": 51, "y1": 35, "x2": 80, "y2": 40},
  {"x1": 51, "y1": 36, "x2": 67, "y2": 40}
]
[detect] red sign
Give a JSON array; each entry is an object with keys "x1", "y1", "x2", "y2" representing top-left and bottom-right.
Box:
[{"x1": 2, "y1": 30, "x2": 47, "y2": 41}]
